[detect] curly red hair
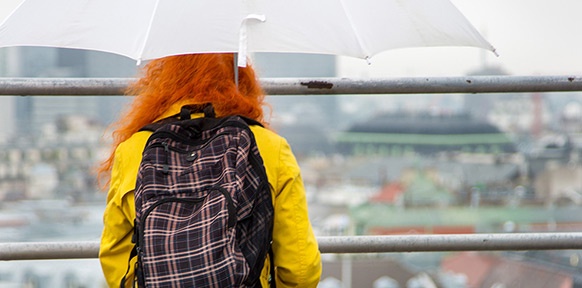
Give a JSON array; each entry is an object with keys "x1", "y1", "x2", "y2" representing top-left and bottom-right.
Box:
[{"x1": 97, "y1": 53, "x2": 267, "y2": 187}]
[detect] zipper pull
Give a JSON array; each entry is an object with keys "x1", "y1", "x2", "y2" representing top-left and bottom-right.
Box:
[
  {"x1": 186, "y1": 151, "x2": 197, "y2": 162},
  {"x1": 162, "y1": 141, "x2": 170, "y2": 174}
]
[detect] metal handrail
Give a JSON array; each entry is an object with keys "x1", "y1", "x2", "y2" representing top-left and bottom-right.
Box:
[
  {"x1": 0, "y1": 76, "x2": 581, "y2": 262},
  {"x1": 0, "y1": 75, "x2": 581, "y2": 96},
  {"x1": 2, "y1": 233, "x2": 582, "y2": 261}
]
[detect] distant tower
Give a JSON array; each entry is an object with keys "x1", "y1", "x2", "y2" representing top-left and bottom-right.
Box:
[
  {"x1": 463, "y1": 66, "x2": 509, "y2": 123},
  {"x1": 531, "y1": 93, "x2": 543, "y2": 138}
]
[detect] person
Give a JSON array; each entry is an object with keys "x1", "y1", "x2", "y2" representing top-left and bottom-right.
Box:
[{"x1": 97, "y1": 53, "x2": 322, "y2": 287}]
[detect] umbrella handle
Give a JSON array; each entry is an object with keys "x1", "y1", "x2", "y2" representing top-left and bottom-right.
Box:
[
  {"x1": 234, "y1": 53, "x2": 238, "y2": 87},
  {"x1": 237, "y1": 14, "x2": 266, "y2": 67}
]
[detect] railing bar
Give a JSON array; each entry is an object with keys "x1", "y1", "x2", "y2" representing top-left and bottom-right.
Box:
[
  {"x1": 0, "y1": 76, "x2": 581, "y2": 96},
  {"x1": 318, "y1": 233, "x2": 582, "y2": 253},
  {"x1": 0, "y1": 241, "x2": 99, "y2": 260},
  {"x1": 2, "y1": 233, "x2": 582, "y2": 260}
]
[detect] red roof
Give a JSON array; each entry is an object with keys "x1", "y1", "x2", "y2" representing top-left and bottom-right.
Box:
[
  {"x1": 442, "y1": 252, "x2": 500, "y2": 288},
  {"x1": 442, "y1": 252, "x2": 573, "y2": 288},
  {"x1": 370, "y1": 182, "x2": 405, "y2": 203}
]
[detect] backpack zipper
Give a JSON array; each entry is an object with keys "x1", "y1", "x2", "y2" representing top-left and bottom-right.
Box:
[
  {"x1": 147, "y1": 129, "x2": 242, "y2": 167},
  {"x1": 162, "y1": 141, "x2": 170, "y2": 174}
]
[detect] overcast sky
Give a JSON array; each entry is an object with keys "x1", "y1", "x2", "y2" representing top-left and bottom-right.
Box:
[
  {"x1": 2, "y1": 0, "x2": 582, "y2": 78},
  {"x1": 339, "y1": 0, "x2": 582, "y2": 77}
]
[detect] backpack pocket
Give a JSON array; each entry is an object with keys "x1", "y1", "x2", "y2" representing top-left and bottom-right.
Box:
[{"x1": 136, "y1": 188, "x2": 248, "y2": 288}]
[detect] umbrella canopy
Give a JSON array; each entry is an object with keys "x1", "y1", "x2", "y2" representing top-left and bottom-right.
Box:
[{"x1": 0, "y1": 0, "x2": 495, "y2": 66}]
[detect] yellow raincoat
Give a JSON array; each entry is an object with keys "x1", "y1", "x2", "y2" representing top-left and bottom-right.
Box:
[{"x1": 99, "y1": 104, "x2": 322, "y2": 287}]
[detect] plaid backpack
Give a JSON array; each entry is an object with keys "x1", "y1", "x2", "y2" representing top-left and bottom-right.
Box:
[{"x1": 122, "y1": 105, "x2": 274, "y2": 288}]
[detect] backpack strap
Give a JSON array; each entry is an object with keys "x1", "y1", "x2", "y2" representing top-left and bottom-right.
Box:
[
  {"x1": 140, "y1": 103, "x2": 263, "y2": 133},
  {"x1": 203, "y1": 104, "x2": 216, "y2": 118},
  {"x1": 269, "y1": 247, "x2": 276, "y2": 288},
  {"x1": 139, "y1": 104, "x2": 210, "y2": 132},
  {"x1": 179, "y1": 105, "x2": 192, "y2": 120}
]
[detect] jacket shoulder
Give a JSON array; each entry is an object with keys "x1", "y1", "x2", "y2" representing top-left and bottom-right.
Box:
[{"x1": 249, "y1": 125, "x2": 286, "y2": 149}]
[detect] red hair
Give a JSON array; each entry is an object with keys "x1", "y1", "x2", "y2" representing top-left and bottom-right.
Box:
[{"x1": 97, "y1": 53, "x2": 267, "y2": 187}]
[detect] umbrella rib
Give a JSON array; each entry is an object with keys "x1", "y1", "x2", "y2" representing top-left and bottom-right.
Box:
[
  {"x1": 337, "y1": 0, "x2": 369, "y2": 59},
  {"x1": 0, "y1": 0, "x2": 26, "y2": 27},
  {"x1": 136, "y1": 0, "x2": 162, "y2": 63}
]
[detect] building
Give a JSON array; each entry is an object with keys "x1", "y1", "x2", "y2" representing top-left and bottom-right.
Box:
[
  {"x1": 442, "y1": 252, "x2": 576, "y2": 288},
  {"x1": 0, "y1": 47, "x2": 138, "y2": 138},
  {"x1": 336, "y1": 112, "x2": 517, "y2": 156}
]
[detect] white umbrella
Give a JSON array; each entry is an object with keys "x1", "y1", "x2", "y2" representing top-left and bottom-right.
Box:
[{"x1": 0, "y1": 0, "x2": 495, "y2": 66}]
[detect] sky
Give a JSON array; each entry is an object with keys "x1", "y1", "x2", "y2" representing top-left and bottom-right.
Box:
[
  {"x1": 339, "y1": 0, "x2": 582, "y2": 77},
  {"x1": 2, "y1": 0, "x2": 582, "y2": 78}
]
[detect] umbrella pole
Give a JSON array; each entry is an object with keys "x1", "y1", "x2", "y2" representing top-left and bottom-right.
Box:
[{"x1": 233, "y1": 53, "x2": 239, "y2": 88}]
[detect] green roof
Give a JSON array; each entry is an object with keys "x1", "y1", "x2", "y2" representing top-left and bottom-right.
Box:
[
  {"x1": 350, "y1": 205, "x2": 582, "y2": 233},
  {"x1": 336, "y1": 132, "x2": 513, "y2": 146}
]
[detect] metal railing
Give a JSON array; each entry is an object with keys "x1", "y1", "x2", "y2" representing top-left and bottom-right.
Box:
[
  {"x1": 1, "y1": 75, "x2": 582, "y2": 261},
  {"x1": 2, "y1": 233, "x2": 582, "y2": 260},
  {"x1": 0, "y1": 75, "x2": 581, "y2": 96}
]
